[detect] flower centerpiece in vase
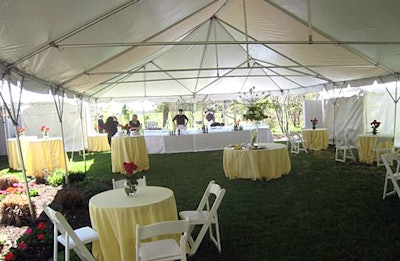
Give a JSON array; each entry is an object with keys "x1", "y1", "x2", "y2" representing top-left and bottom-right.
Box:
[
  {"x1": 310, "y1": 118, "x2": 318, "y2": 129},
  {"x1": 94, "y1": 125, "x2": 99, "y2": 133},
  {"x1": 123, "y1": 161, "x2": 139, "y2": 197},
  {"x1": 40, "y1": 125, "x2": 50, "y2": 139},
  {"x1": 17, "y1": 127, "x2": 25, "y2": 137},
  {"x1": 370, "y1": 119, "x2": 381, "y2": 135},
  {"x1": 239, "y1": 86, "x2": 269, "y2": 147}
]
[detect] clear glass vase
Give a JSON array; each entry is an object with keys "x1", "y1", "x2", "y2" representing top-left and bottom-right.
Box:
[{"x1": 124, "y1": 180, "x2": 137, "y2": 197}]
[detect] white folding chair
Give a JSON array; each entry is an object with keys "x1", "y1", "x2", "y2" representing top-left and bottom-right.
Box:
[
  {"x1": 42, "y1": 203, "x2": 98, "y2": 261},
  {"x1": 179, "y1": 180, "x2": 226, "y2": 256},
  {"x1": 372, "y1": 137, "x2": 393, "y2": 166},
  {"x1": 382, "y1": 153, "x2": 400, "y2": 199},
  {"x1": 289, "y1": 132, "x2": 308, "y2": 154},
  {"x1": 112, "y1": 176, "x2": 147, "y2": 189},
  {"x1": 335, "y1": 129, "x2": 357, "y2": 162},
  {"x1": 136, "y1": 219, "x2": 189, "y2": 261}
]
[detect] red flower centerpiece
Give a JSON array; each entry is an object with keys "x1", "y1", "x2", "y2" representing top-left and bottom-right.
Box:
[
  {"x1": 370, "y1": 120, "x2": 381, "y2": 135},
  {"x1": 40, "y1": 125, "x2": 50, "y2": 138},
  {"x1": 123, "y1": 161, "x2": 139, "y2": 197},
  {"x1": 311, "y1": 118, "x2": 318, "y2": 129},
  {"x1": 17, "y1": 127, "x2": 25, "y2": 136}
]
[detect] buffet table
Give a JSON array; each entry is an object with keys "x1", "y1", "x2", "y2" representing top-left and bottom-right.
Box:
[
  {"x1": 144, "y1": 129, "x2": 273, "y2": 154},
  {"x1": 89, "y1": 186, "x2": 178, "y2": 261},
  {"x1": 7, "y1": 137, "x2": 70, "y2": 175},
  {"x1": 358, "y1": 134, "x2": 394, "y2": 164},
  {"x1": 111, "y1": 135, "x2": 149, "y2": 173},
  {"x1": 302, "y1": 128, "x2": 329, "y2": 150},
  {"x1": 223, "y1": 143, "x2": 290, "y2": 180},
  {"x1": 87, "y1": 134, "x2": 110, "y2": 152}
]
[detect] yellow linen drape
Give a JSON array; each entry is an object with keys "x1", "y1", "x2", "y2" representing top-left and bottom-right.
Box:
[
  {"x1": 7, "y1": 137, "x2": 70, "y2": 175},
  {"x1": 89, "y1": 187, "x2": 178, "y2": 261},
  {"x1": 358, "y1": 134, "x2": 393, "y2": 164},
  {"x1": 223, "y1": 143, "x2": 291, "y2": 180},
  {"x1": 302, "y1": 128, "x2": 329, "y2": 150},
  {"x1": 111, "y1": 135, "x2": 149, "y2": 173},
  {"x1": 87, "y1": 134, "x2": 110, "y2": 152}
]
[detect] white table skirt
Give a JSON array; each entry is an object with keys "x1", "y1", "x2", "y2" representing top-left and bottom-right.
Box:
[{"x1": 144, "y1": 129, "x2": 273, "y2": 154}]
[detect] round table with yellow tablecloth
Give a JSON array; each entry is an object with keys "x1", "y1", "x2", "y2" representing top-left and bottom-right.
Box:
[
  {"x1": 89, "y1": 186, "x2": 178, "y2": 261},
  {"x1": 223, "y1": 143, "x2": 291, "y2": 180},
  {"x1": 7, "y1": 136, "x2": 70, "y2": 175},
  {"x1": 87, "y1": 134, "x2": 110, "y2": 152},
  {"x1": 358, "y1": 133, "x2": 393, "y2": 164},
  {"x1": 302, "y1": 128, "x2": 329, "y2": 150},
  {"x1": 111, "y1": 135, "x2": 149, "y2": 173}
]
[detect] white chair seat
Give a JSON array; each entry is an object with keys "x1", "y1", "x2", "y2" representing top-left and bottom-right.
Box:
[
  {"x1": 179, "y1": 211, "x2": 214, "y2": 224},
  {"x1": 140, "y1": 239, "x2": 182, "y2": 261},
  {"x1": 57, "y1": 226, "x2": 98, "y2": 248}
]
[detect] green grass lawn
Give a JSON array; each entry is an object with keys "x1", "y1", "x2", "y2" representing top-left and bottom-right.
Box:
[{"x1": 1, "y1": 145, "x2": 400, "y2": 260}]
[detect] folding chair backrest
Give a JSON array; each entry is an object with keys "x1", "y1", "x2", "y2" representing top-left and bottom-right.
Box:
[
  {"x1": 136, "y1": 219, "x2": 189, "y2": 261},
  {"x1": 42, "y1": 204, "x2": 95, "y2": 261},
  {"x1": 382, "y1": 153, "x2": 400, "y2": 198},
  {"x1": 196, "y1": 181, "x2": 225, "y2": 212}
]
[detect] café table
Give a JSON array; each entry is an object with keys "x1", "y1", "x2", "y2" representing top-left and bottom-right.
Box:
[
  {"x1": 7, "y1": 136, "x2": 70, "y2": 175},
  {"x1": 358, "y1": 133, "x2": 394, "y2": 164},
  {"x1": 89, "y1": 186, "x2": 178, "y2": 261},
  {"x1": 223, "y1": 143, "x2": 291, "y2": 180},
  {"x1": 111, "y1": 135, "x2": 149, "y2": 173},
  {"x1": 302, "y1": 128, "x2": 329, "y2": 150},
  {"x1": 87, "y1": 133, "x2": 110, "y2": 152}
]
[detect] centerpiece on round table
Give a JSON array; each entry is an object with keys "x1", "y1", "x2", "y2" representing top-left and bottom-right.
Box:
[
  {"x1": 370, "y1": 119, "x2": 381, "y2": 135},
  {"x1": 310, "y1": 118, "x2": 318, "y2": 129},
  {"x1": 17, "y1": 127, "x2": 25, "y2": 137},
  {"x1": 240, "y1": 86, "x2": 269, "y2": 147},
  {"x1": 40, "y1": 125, "x2": 50, "y2": 139},
  {"x1": 123, "y1": 161, "x2": 139, "y2": 197}
]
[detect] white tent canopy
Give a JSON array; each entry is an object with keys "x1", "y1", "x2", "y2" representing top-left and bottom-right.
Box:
[{"x1": 1, "y1": 0, "x2": 399, "y2": 102}]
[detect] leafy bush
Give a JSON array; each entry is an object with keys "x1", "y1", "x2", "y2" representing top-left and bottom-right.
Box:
[
  {"x1": 46, "y1": 171, "x2": 64, "y2": 187},
  {"x1": 0, "y1": 175, "x2": 21, "y2": 190},
  {"x1": 67, "y1": 172, "x2": 85, "y2": 183},
  {"x1": 0, "y1": 194, "x2": 35, "y2": 227},
  {"x1": 33, "y1": 169, "x2": 49, "y2": 184}
]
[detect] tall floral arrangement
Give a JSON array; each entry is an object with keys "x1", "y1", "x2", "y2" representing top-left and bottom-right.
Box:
[
  {"x1": 310, "y1": 118, "x2": 318, "y2": 129},
  {"x1": 40, "y1": 126, "x2": 50, "y2": 135},
  {"x1": 239, "y1": 86, "x2": 269, "y2": 121}
]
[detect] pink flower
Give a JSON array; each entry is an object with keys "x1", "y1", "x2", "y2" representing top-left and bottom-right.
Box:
[
  {"x1": 24, "y1": 227, "x2": 33, "y2": 235},
  {"x1": 17, "y1": 241, "x2": 27, "y2": 250}
]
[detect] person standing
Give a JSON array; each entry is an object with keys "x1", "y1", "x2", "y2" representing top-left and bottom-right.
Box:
[
  {"x1": 172, "y1": 109, "x2": 189, "y2": 130},
  {"x1": 104, "y1": 116, "x2": 120, "y2": 145},
  {"x1": 204, "y1": 110, "x2": 215, "y2": 128},
  {"x1": 129, "y1": 114, "x2": 141, "y2": 132},
  {"x1": 98, "y1": 115, "x2": 105, "y2": 133}
]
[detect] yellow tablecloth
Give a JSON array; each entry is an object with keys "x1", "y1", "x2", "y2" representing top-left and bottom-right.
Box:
[
  {"x1": 302, "y1": 128, "x2": 329, "y2": 150},
  {"x1": 87, "y1": 134, "x2": 110, "y2": 152},
  {"x1": 7, "y1": 137, "x2": 70, "y2": 175},
  {"x1": 223, "y1": 143, "x2": 291, "y2": 180},
  {"x1": 89, "y1": 186, "x2": 178, "y2": 261},
  {"x1": 111, "y1": 135, "x2": 149, "y2": 173},
  {"x1": 358, "y1": 134, "x2": 393, "y2": 164}
]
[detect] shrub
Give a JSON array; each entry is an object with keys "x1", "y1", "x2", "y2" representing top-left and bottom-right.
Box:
[
  {"x1": 46, "y1": 171, "x2": 64, "y2": 187},
  {"x1": 0, "y1": 175, "x2": 21, "y2": 190},
  {"x1": 4, "y1": 221, "x2": 52, "y2": 261},
  {"x1": 67, "y1": 172, "x2": 85, "y2": 183},
  {"x1": 33, "y1": 169, "x2": 49, "y2": 184},
  {"x1": 0, "y1": 194, "x2": 35, "y2": 227},
  {"x1": 53, "y1": 187, "x2": 85, "y2": 211}
]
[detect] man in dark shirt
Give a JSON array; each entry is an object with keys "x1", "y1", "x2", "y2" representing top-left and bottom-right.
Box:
[
  {"x1": 172, "y1": 109, "x2": 189, "y2": 130},
  {"x1": 98, "y1": 115, "x2": 105, "y2": 133}
]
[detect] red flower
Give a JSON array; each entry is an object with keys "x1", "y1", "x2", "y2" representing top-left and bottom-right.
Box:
[
  {"x1": 370, "y1": 120, "x2": 381, "y2": 128},
  {"x1": 37, "y1": 233, "x2": 45, "y2": 241},
  {"x1": 24, "y1": 227, "x2": 32, "y2": 235},
  {"x1": 4, "y1": 252, "x2": 15, "y2": 260},
  {"x1": 123, "y1": 162, "x2": 138, "y2": 175},
  {"x1": 310, "y1": 118, "x2": 318, "y2": 123},
  {"x1": 37, "y1": 222, "x2": 46, "y2": 230}
]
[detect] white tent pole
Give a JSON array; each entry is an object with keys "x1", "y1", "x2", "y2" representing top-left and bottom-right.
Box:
[
  {"x1": 51, "y1": 88, "x2": 69, "y2": 178},
  {"x1": 1, "y1": 75, "x2": 35, "y2": 221},
  {"x1": 77, "y1": 97, "x2": 87, "y2": 172}
]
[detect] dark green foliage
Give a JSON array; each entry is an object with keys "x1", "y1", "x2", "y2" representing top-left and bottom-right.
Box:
[
  {"x1": 53, "y1": 187, "x2": 85, "y2": 211},
  {"x1": 67, "y1": 172, "x2": 85, "y2": 183}
]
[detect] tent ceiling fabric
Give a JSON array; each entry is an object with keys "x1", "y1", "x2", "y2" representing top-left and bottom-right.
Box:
[{"x1": 0, "y1": 0, "x2": 399, "y2": 102}]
